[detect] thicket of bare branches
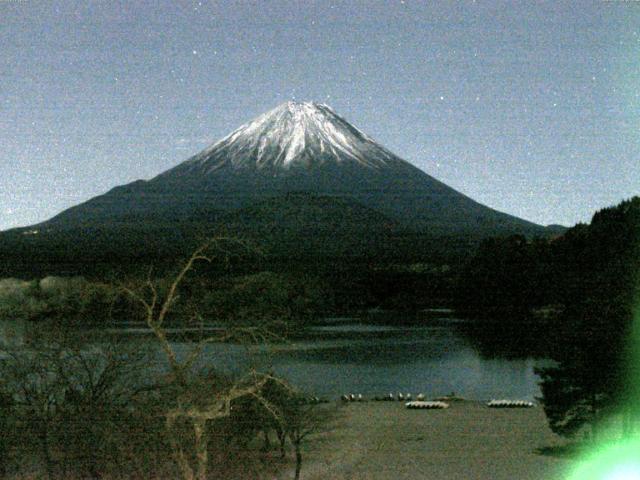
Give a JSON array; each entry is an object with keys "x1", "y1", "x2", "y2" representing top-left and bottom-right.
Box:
[
  {"x1": 0, "y1": 238, "x2": 331, "y2": 479},
  {"x1": 0, "y1": 331, "x2": 159, "y2": 479}
]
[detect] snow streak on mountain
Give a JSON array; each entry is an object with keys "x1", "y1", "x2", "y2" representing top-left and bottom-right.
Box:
[{"x1": 168, "y1": 101, "x2": 405, "y2": 175}]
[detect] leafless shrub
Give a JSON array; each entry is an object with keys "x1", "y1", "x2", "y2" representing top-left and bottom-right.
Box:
[{"x1": 0, "y1": 333, "x2": 156, "y2": 479}]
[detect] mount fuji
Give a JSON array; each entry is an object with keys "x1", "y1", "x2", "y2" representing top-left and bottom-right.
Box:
[
  {"x1": 1, "y1": 101, "x2": 555, "y2": 275},
  {"x1": 40, "y1": 101, "x2": 545, "y2": 234}
]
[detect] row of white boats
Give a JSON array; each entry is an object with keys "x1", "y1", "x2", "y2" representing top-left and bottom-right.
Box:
[
  {"x1": 340, "y1": 394, "x2": 535, "y2": 409},
  {"x1": 341, "y1": 393, "x2": 428, "y2": 402},
  {"x1": 406, "y1": 399, "x2": 535, "y2": 409}
]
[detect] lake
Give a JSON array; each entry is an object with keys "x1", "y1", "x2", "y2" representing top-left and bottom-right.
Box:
[
  {"x1": 1, "y1": 317, "x2": 549, "y2": 402},
  {"x1": 171, "y1": 319, "x2": 549, "y2": 402}
]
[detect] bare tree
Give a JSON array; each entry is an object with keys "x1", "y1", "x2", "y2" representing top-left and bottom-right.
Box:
[
  {"x1": 122, "y1": 238, "x2": 288, "y2": 480},
  {"x1": 0, "y1": 333, "x2": 153, "y2": 480},
  {"x1": 286, "y1": 400, "x2": 332, "y2": 480},
  {"x1": 0, "y1": 389, "x2": 12, "y2": 478},
  {"x1": 1, "y1": 348, "x2": 63, "y2": 479}
]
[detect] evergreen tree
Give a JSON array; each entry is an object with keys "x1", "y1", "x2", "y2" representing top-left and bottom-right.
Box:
[{"x1": 536, "y1": 197, "x2": 640, "y2": 438}]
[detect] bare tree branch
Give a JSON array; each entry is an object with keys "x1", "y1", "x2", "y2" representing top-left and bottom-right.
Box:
[{"x1": 118, "y1": 237, "x2": 285, "y2": 480}]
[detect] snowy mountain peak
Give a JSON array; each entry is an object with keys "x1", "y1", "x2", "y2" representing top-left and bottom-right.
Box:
[
  {"x1": 176, "y1": 101, "x2": 403, "y2": 175},
  {"x1": 35, "y1": 102, "x2": 549, "y2": 240}
]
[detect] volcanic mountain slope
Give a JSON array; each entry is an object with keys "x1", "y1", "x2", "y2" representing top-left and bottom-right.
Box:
[{"x1": 38, "y1": 101, "x2": 547, "y2": 237}]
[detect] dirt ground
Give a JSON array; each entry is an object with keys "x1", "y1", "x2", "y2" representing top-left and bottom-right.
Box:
[{"x1": 277, "y1": 401, "x2": 575, "y2": 480}]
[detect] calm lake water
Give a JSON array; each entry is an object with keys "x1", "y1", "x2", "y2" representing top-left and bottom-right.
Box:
[
  {"x1": 172, "y1": 320, "x2": 548, "y2": 401},
  {"x1": 1, "y1": 317, "x2": 549, "y2": 401}
]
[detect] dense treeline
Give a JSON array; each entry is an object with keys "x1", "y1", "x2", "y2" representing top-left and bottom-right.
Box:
[
  {"x1": 0, "y1": 270, "x2": 456, "y2": 335},
  {"x1": 0, "y1": 277, "x2": 117, "y2": 324},
  {"x1": 454, "y1": 235, "x2": 561, "y2": 318},
  {"x1": 2, "y1": 197, "x2": 637, "y2": 335},
  {"x1": 536, "y1": 197, "x2": 640, "y2": 439},
  {"x1": 0, "y1": 273, "x2": 324, "y2": 330},
  {"x1": 455, "y1": 197, "x2": 638, "y2": 317},
  {"x1": 0, "y1": 266, "x2": 462, "y2": 330},
  {"x1": 455, "y1": 196, "x2": 640, "y2": 437}
]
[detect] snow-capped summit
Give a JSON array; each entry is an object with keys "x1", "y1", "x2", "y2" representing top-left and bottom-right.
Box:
[{"x1": 172, "y1": 101, "x2": 404, "y2": 175}]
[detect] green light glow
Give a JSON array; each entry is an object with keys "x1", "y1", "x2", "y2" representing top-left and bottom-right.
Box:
[
  {"x1": 605, "y1": 466, "x2": 640, "y2": 480},
  {"x1": 567, "y1": 439, "x2": 640, "y2": 480},
  {"x1": 565, "y1": 216, "x2": 640, "y2": 480}
]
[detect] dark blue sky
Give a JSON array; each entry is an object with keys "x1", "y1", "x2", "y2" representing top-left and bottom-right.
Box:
[{"x1": 2, "y1": 1, "x2": 638, "y2": 230}]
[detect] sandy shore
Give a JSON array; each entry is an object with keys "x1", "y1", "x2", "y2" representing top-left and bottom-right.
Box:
[{"x1": 280, "y1": 400, "x2": 574, "y2": 480}]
